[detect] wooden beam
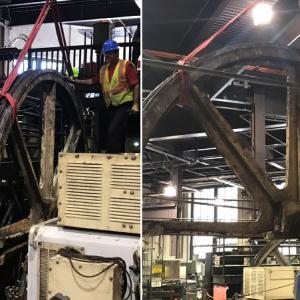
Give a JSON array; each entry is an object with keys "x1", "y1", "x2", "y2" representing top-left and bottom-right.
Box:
[{"x1": 39, "y1": 82, "x2": 56, "y2": 203}]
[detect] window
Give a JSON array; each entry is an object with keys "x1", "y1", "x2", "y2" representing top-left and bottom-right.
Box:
[{"x1": 192, "y1": 187, "x2": 239, "y2": 258}]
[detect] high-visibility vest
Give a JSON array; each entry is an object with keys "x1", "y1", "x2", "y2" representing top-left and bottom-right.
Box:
[{"x1": 100, "y1": 59, "x2": 134, "y2": 107}]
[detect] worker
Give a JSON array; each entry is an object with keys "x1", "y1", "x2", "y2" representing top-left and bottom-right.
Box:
[{"x1": 69, "y1": 39, "x2": 139, "y2": 153}]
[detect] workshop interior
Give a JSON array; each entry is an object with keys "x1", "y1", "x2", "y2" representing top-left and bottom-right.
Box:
[
  {"x1": 143, "y1": 0, "x2": 300, "y2": 300},
  {"x1": 0, "y1": 0, "x2": 140, "y2": 299},
  {"x1": 1, "y1": 0, "x2": 300, "y2": 300}
]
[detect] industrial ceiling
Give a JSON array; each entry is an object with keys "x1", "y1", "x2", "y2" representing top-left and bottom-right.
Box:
[
  {"x1": 143, "y1": 0, "x2": 300, "y2": 193},
  {"x1": 0, "y1": 0, "x2": 140, "y2": 26}
]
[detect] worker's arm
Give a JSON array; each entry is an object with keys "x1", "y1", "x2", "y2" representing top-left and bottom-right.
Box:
[
  {"x1": 68, "y1": 78, "x2": 93, "y2": 85},
  {"x1": 126, "y1": 61, "x2": 140, "y2": 112},
  {"x1": 131, "y1": 83, "x2": 140, "y2": 112},
  {"x1": 67, "y1": 72, "x2": 99, "y2": 85}
]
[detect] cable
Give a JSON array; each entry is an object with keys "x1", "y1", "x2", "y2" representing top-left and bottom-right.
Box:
[
  {"x1": 68, "y1": 259, "x2": 116, "y2": 278},
  {"x1": 124, "y1": 269, "x2": 133, "y2": 300},
  {"x1": 57, "y1": 248, "x2": 133, "y2": 299}
]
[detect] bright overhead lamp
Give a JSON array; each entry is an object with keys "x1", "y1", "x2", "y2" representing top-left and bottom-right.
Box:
[
  {"x1": 163, "y1": 185, "x2": 177, "y2": 197},
  {"x1": 252, "y1": 2, "x2": 273, "y2": 26},
  {"x1": 135, "y1": 0, "x2": 141, "y2": 9}
]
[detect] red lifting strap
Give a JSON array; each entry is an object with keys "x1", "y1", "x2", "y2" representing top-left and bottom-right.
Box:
[
  {"x1": 178, "y1": 0, "x2": 263, "y2": 107},
  {"x1": 52, "y1": 2, "x2": 74, "y2": 77},
  {"x1": 0, "y1": 0, "x2": 53, "y2": 121},
  {"x1": 179, "y1": 0, "x2": 263, "y2": 65}
]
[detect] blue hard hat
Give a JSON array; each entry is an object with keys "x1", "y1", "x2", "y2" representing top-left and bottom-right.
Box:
[{"x1": 102, "y1": 39, "x2": 119, "y2": 53}]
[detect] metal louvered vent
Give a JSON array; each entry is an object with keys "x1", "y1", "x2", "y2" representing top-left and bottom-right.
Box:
[
  {"x1": 39, "y1": 248, "x2": 57, "y2": 300},
  {"x1": 243, "y1": 267, "x2": 265, "y2": 299},
  {"x1": 65, "y1": 162, "x2": 103, "y2": 221},
  {"x1": 58, "y1": 153, "x2": 140, "y2": 234},
  {"x1": 244, "y1": 269, "x2": 250, "y2": 296},
  {"x1": 110, "y1": 163, "x2": 140, "y2": 224}
]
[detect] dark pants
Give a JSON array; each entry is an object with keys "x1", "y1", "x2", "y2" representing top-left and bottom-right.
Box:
[{"x1": 106, "y1": 101, "x2": 132, "y2": 153}]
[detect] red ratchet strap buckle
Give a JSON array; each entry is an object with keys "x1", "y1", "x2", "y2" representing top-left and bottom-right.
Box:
[{"x1": 0, "y1": 90, "x2": 17, "y2": 121}]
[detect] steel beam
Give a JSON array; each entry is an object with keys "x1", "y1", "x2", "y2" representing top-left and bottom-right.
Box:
[
  {"x1": 144, "y1": 58, "x2": 299, "y2": 89},
  {"x1": 252, "y1": 86, "x2": 266, "y2": 169}
]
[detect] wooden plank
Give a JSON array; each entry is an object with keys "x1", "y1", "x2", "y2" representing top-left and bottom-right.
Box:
[
  {"x1": 39, "y1": 82, "x2": 56, "y2": 203},
  {"x1": 0, "y1": 218, "x2": 33, "y2": 240},
  {"x1": 52, "y1": 126, "x2": 81, "y2": 199}
]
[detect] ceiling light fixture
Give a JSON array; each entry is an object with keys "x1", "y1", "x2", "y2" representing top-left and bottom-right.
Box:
[
  {"x1": 163, "y1": 185, "x2": 177, "y2": 197},
  {"x1": 252, "y1": 2, "x2": 273, "y2": 26}
]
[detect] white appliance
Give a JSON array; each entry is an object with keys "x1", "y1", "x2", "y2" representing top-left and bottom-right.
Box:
[
  {"x1": 57, "y1": 153, "x2": 140, "y2": 234},
  {"x1": 27, "y1": 221, "x2": 140, "y2": 300},
  {"x1": 243, "y1": 266, "x2": 300, "y2": 300}
]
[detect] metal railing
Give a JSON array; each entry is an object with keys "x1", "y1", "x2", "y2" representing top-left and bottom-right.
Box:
[{"x1": 0, "y1": 41, "x2": 136, "y2": 79}]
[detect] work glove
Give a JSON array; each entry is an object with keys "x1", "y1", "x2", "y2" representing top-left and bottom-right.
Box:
[{"x1": 131, "y1": 103, "x2": 139, "y2": 113}]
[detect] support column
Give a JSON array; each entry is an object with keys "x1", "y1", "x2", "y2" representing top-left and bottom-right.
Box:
[
  {"x1": 252, "y1": 86, "x2": 266, "y2": 170},
  {"x1": 173, "y1": 166, "x2": 183, "y2": 259}
]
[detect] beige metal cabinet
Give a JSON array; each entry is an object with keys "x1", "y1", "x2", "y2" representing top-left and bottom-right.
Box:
[{"x1": 57, "y1": 153, "x2": 140, "y2": 234}]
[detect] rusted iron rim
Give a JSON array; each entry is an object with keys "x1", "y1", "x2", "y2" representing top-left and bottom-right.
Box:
[
  {"x1": 143, "y1": 43, "x2": 300, "y2": 143},
  {"x1": 0, "y1": 70, "x2": 87, "y2": 239},
  {"x1": 0, "y1": 70, "x2": 86, "y2": 147}
]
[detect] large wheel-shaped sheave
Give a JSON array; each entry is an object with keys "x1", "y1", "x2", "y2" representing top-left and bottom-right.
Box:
[
  {"x1": 0, "y1": 70, "x2": 87, "y2": 242},
  {"x1": 143, "y1": 44, "x2": 300, "y2": 238}
]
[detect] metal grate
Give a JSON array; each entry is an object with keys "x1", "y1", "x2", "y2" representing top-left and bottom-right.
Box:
[
  {"x1": 65, "y1": 162, "x2": 103, "y2": 221},
  {"x1": 110, "y1": 196, "x2": 140, "y2": 224},
  {"x1": 110, "y1": 163, "x2": 140, "y2": 224},
  {"x1": 243, "y1": 268, "x2": 265, "y2": 299},
  {"x1": 39, "y1": 248, "x2": 57, "y2": 300},
  {"x1": 111, "y1": 164, "x2": 140, "y2": 190}
]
